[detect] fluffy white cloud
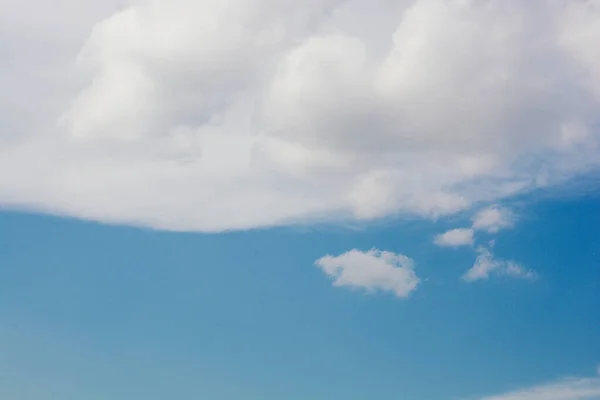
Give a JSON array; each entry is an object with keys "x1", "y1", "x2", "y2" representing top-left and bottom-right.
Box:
[
  {"x1": 478, "y1": 376, "x2": 600, "y2": 400},
  {"x1": 473, "y1": 206, "x2": 516, "y2": 233},
  {"x1": 0, "y1": 0, "x2": 600, "y2": 231},
  {"x1": 315, "y1": 249, "x2": 419, "y2": 297},
  {"x1": 463, "y1": 246, "x2": 536, "y2": 282},
  {"x1": 434, "y1": 228, "x2": 474, "y2": 247}
]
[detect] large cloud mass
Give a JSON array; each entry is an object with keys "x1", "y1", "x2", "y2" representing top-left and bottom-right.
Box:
[{"x1": 0, "y1": 0, "x2": 599, "y2": 231}]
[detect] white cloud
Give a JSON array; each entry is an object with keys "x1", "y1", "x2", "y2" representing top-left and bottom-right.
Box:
[
  {"x1": 473, "y1": 206, "x2": 516, "y2": 233},
  {"x1": 477, "y1": 376, "x2": 600, "y2": 400},
  {"x1": 434, "y1": 228, "x2": 474, "y2": 247},
  {"x1": 463, "y1": 246, "x2": 536, "y2": 282},
  {"x1": 0, "y1": 0, "x2": 600, "y2": 231},
  {"x1": 315, "y1": 249, "x2": 419, "y2": 298}
]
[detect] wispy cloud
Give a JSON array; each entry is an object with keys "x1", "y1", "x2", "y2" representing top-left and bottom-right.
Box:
[
  {"x1": 463, "y1": 246, "x2": 536, "y2": 282},
  {"x1": 472, "y1": 206, "x2": 516, "y2": 233},
  {"x1": 477, "y1": 375, "x2": 600, "y2": 400},
  {"x1": 315, "y1": 249, "x2": 419, "y2": 298}
]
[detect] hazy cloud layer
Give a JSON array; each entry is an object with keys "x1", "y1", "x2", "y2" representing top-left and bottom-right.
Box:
[{"x1": 1, "y1": 0, "x2": 600, "y2": 231}]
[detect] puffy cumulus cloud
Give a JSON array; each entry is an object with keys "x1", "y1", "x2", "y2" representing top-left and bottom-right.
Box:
[
  {"x1": 434, "y1": 228, "x2": 474, "y2": 247},
  {"x1": 1, "y1": 0, "x2": 600, "y2": 231},
  {"x1": 62, "y1": 0, "x2": 347, "y2": 141},
  {"x1": 473, "y1": 205, "x2": 516, "y2": 233},
  {"x1": 478, "y1": 375, "x2": 600, "y2": 400},
  {"x1": 463, "y1": 246, "x2": 536, "y2": 282},
  {"x1": 315, "y1": 249, "x2": 419, "y2": 297}
]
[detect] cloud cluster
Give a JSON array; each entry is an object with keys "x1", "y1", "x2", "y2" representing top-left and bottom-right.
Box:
[
  {"x1": 315, "y1": 249, "x2": 419, "y2": 297},
  {"x1": 1, "y1": 0, "x2": 600, "y2": 231},
  {"x1": 434, "y1": 205, "x2": 515, "y2": 247},
  {"x1": 432, "y1": 205, "x2": 535, "y2": 281}
]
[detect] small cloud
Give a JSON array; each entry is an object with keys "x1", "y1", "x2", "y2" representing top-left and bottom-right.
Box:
[
  {"x1": 315, "y1": 249, "x2": 419, "y2": 298},
  {"x1": 503, "y1": 261, "x2": 537, "y2": 280},
  {"x1": 463, "y1": 246, "x2": 536, "y2": 282},
  {"x1": 434, "y1": 228, "x2": 474, "y2": 247},
  {"x1": 472, "y1": 205, "x2": 516, "y2": 233},
  {"x1": 597, "y1": 364, "x2": 600, "y2": 376}
]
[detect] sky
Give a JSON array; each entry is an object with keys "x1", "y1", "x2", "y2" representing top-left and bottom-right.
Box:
[{"x1": 0, "y1": 0, "x2": 600, "y2": 399}]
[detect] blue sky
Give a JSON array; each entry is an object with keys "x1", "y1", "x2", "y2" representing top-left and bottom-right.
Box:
[
  {"x1": 1, "y1": 189, "x2": 599, "y2": 400},
  {"x1": 2, "y1": 0, "x2": 600, "y2": 399}
]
